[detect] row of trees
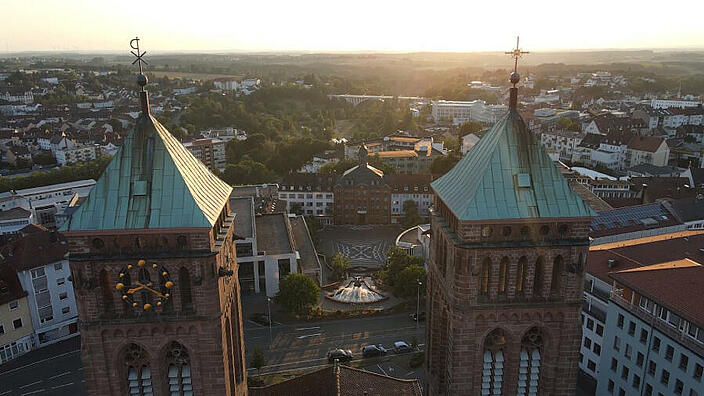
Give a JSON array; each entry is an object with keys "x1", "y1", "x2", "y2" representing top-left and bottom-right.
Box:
[{"x1": 0, "y1": 156, "x2": 111, "y2": 193}]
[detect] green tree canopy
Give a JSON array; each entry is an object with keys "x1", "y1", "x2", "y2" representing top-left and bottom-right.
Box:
[
  {"x1": 393, "y1": 264, "x2": 427, "y2": 299},
  {"x1": 401, "y1": 200, "x2": 424, "y2": 229},
  {"x1": 274, "y1": 273, "x2": 320, "y2": 315},
  {"x1": 330, "y1": 252, "x2": 350, "y2": 281},
  {"x1": 379, "y1": 247, "x2": 424, "y2": 290},
  {"x1": 429, "y1": 153, "x2": 460, "y2": 175}
]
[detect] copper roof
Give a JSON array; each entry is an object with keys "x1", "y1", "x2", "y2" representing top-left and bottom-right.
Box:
[
  {"x1": 60, "y1": 114, "x2": 232, "y2": 231},
  {"x1": 432, "y1": 109, "x2": 594, "y2": 221}
]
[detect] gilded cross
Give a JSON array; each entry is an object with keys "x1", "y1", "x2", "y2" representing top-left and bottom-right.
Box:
[{"x1": 505, "y1": 36, "x2": 529, "y2": 74}]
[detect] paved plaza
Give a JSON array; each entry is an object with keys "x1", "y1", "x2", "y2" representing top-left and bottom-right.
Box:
[{"x1": 318, "y1": 225, "x2": 403, "y2": 271}]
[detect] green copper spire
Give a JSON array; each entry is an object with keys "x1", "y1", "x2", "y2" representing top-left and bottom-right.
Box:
[
  {"x1": 431, "y1": 103, "x2": 594, "y2": 221},
  {"x1": 60, "y1": 38, "x2": 232, "y2": 232}
]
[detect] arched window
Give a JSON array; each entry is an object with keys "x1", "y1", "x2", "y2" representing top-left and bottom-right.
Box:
[
  {"x1": 533, "y1": 257, "x2": 544, "y2": 298},
  {"x1": 551, "y1": 256, "x2": 563, "y2": 293},
  {"x1": 165, "y1": 341, "x2": 192, "y2": 396},
  {"x1": 139, "y1": 268, "x2": 152, "y2": 306},
  {"x1": 498, "y1": 258, "x2": 508, "y2": 295},
  {"x1": 124, "y1": 343, "x2": 152, "y2": 396},
  {"x1": 101, "y1": 269, "x2": 114, "y2": 312},
  {"x1": 225, "y1": 319, "x2": 236, "y2": 391},
  {"x1": 482, "y1": 329, "x2": 507, "y2": 395},
  {"x1": 480, "y1": 258, "x2": 491, "y2": 296},
  {"x1": 179, "y1": 268, "x2": 193, "y2": 311},
  {"x1": 518, "y1": 327, "x2": 544, "y2": 396},
  {"x1": 122, "y1": 272, "x2": 133, "y2": 316},
  {"x1": 516, "y1": 257, "x2": 527, "y2": 294}
]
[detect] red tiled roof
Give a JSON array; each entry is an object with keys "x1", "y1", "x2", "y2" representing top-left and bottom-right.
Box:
[
  {"x1": 0, "y1": 224, "x2": 67, "y2": 272},
  {"x1": 587, "y1": 231, "x2": 704, "y2": 284},
  {"x1": 610, "y1": 264, "x2": 704, "y2": 327},
  {"x1": 627, "y1": 135, "x2": 665, "y2": 152}
]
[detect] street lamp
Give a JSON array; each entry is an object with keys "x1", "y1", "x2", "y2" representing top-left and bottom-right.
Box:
[
  {"x1": 416, "y1": 280, "x2": 422, "y2": 330},
  {"x1": 267, "y1": 296, "x2": 273, "y2": 345}
]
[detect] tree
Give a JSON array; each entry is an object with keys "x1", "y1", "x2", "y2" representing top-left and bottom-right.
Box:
[
  {"x1": 379, "y1": 247, "x2": 424, "y2": 288},
  {"x1": 393, "y1": 264, "x2": 427, "y2": 299},
  {"x1": 32, "y1": 151, "x2": 56, "y2": 166},
  {"x1": 331, "y1": 252, "x2": 350, "y2": 281},
  {"x1": 401, "y1": 200, "x2": 423, "y2": 229},
  {"x1": 458, "y1": 121, "x2": 483, "y2": 138},
  {"x1": 251, "y1": 347, "x2": 266, "y2": 375},
  {"x1": 430, "y1": 153, "x2": 460, "y2": 175},
  {"x1": 274, "y1": 273, "x2": 320, "y2": 315}
]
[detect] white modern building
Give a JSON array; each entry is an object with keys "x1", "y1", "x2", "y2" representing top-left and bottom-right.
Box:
[
  {"x1": 651, "y1": 99, "x2": 701, "y2": 109},
  {"x1": 54, "y1": 144, "x2": 99, "y2": 165},
  {"x1": 431, "y1": 100, "x2": 507, "y2": 124}
]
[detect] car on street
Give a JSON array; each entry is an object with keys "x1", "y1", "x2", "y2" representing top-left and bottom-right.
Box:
[
  {"x1": 327, "y1": 348, "x2": 354, "y2": 363},
  {"x1": 393, "y1": 341, "x2": 413, "y2": 354},
  {"x1": 362, "y1": 344, "x2": 387, "y2": 358},
  {"x1": 249, "y1": 313, "x2": 272, "y2": 326},
  {"x1": 410, "y1": 312, "x2": 426, "y2": 322}
]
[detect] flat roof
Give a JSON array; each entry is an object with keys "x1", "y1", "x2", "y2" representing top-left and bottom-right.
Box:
[
  {"x1": 0, "y1": 179, "x2": 96, "y2": 198},
  {"x1": 229, "y1": 197, "x2": 254, "y2": 239},
  {"x1": 255, "y1": 213, "x2": 293, "y2": 255}
]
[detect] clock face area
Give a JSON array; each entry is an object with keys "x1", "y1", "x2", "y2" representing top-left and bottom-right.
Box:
[{"x1": 115, "y1": 260, "x2": 174, "y2": 311}]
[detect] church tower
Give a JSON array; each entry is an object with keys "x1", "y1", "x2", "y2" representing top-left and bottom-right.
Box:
[
  {"x1": 425, "y1": 41, "x2": 594, "y2": 396},
  {"x1": 60, "y1": 39, "x2": 247, "y2": 396}
]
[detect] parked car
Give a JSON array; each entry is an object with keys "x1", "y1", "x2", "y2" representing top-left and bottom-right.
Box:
[
  {"x1": 393, "y1": 341, "x2": 413, "y2": 354},
  {"x1": 362, "y1": 344, "x2": 387, "y2": 358},
  {"x1": 410, "y1": 312, "x2": 426, "y2": 322},
  {"x1": 327, "y1": 348, "x2": 354, "y2": 363},
  {"x1": 249, "y1": 313, "x2": 272, "y2": 326}
]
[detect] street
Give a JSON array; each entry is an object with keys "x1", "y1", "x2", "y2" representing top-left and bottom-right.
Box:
[
  {"x1": 0, "y1": 313, "x2": 424, "y2": 395},
  {"x1": 244, "y1": 312, "x2": 425, "y2": 377},
  {"x1": 0, "y1": 336, "x2": 84, "y2": 396}
]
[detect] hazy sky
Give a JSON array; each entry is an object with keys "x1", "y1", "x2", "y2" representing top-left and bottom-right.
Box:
[{"x1": 3, "y1": 0, "x2": 704, "y2": 52}]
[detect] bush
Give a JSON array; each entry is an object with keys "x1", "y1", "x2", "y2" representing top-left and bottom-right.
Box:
[{"x1": 274, "y1": 273, "x2": 320, "y2": 315}]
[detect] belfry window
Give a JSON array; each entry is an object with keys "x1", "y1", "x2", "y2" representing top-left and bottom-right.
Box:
[
  {"x1": 165, "y1": 341, "x2": 193, "y2": 396},
  {"x1": 124, "y1": 343, "x2": 152, "y2": 396},
  {"x1": 482, "y1": 329, "x2": 507, "y2": 395},
  {"x1": 480, "y1": 258, "x2": 491, "y2": 295},
  {"x1": 498, "y1": 258, "x2": 508, "y2": 294},
  {"x1": 516, "y1": 257, "x2": 527, "y2": 294},
  {"x1": 551, "y1": 256, "x2": 563, "y2": 293},
  {"x1": 518, "y1": 327, "x2": 544, "y2": 396},
  {"x1": 533, "y1": 257, "x2": 544, "y2": 297}
]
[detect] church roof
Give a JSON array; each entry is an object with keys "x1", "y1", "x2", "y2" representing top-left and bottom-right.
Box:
[
  {"x1": 60, "y1": 113, "x2": 232, "y2": 231},
  {"x1": 431, "y1": 109, "x2": 595, "y2": 221}
]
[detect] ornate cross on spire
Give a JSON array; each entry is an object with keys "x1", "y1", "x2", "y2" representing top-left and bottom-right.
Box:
[
  {"x1": 130, "y1": 37, "x2": 150, "y2": 112},
  {"x1": 505, "y1": 36, "x2": 529, "y2": 78}
]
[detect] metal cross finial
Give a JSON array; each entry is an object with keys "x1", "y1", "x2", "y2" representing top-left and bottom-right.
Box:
[
  {"x1": 130, "y1": 37, "x2": 148, "y2": 75},
  {"x1": 505, "y1": 36, "x2": 529, "y2": 74}
]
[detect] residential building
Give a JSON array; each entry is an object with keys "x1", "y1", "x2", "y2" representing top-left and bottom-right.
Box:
[
  {"x1": 2, "y1": 225, "x2": 78, "y2": 347},
  {"x1": 183, "y1": 138, "x2": 227, "y2": 171},
  {"x1": 579, "y1": 231, "x2": 704, "y2": 385},
  {"x1": 387, "y1": 173, "x2": 433, "y2": 219},
  {"x1": 651, "y1": 99, "x2": 701, "y2": 109},
  {"x1": 0, "y1": 208, "x2": 33, "y2": 235},
  {"x1": 431, "y1": 99, "x2": 507, "y2": 124},
  {"x1": 597, "y1": 261, "x2": 704, "y2": 396},
  {"x1": 213, "y1": 78, "x2": 239, "y2": 91},
  {"x1": 279, "y1": 173, "x2": 336, "y2": 217},
  {"x1": 461, "y1": 133, "x2": 480, "y2": 155},
  {"x1": 0, "y1": 266, "x2": 34, "y2": 365},
  {"x1": 333, "y1": 146, "x2": 390, "y2": 225},
  {"x1": 426, "y1": 80, "x2": 594, "y2": 395},
  {"x1": 589, "y1": 202, "x2": 685, "y2": 245},
  {"x1": 54, "y1": 143, "x2": 99, "y2": 165},
  {"x1": 540, "y1": 129, "x2": 585, "y2": 162}
]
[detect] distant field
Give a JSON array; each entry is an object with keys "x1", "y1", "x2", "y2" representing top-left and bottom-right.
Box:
[{"x1": 150, "y1": 71, "x2": 243, "y2": 81}]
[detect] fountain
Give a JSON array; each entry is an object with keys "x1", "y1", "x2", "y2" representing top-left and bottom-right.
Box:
[{"x1": 327, "y1": 276, "x2": 386, "y2": 304}]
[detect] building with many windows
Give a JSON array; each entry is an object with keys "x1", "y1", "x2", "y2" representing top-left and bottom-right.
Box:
[
  {"x1": 278, "y1": 173, "x2": 336, "y2": 217},
  {"x1": 183, "y1": 138, "x2": 227, "y2": 172},
  {"x1": 2, "y1": 224, "x2": 78, "y2": 347},
  {"x1": 0, "y1": 266, "x2": 34, "y2": 365},
  {"x1": 596, "y1": 261, "x2": 704, "y2": 396}
]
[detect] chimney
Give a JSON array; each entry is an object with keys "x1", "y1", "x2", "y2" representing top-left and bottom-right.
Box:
[
  {"x1": 641, "y1": 183, "x2": 648, "y2": 204},
  {"x1": 607, "y1": 259, "x2": 617, "y2": 268}
]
